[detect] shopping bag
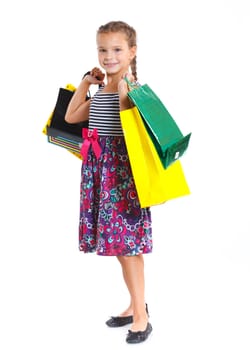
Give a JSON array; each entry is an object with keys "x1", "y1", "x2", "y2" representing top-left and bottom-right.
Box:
[
  {"x1": 43, "y1": 84, "x2": 89, "y2": 159},
  {"x1": 125, "y1": 78, "x2": 191, "y2": 169},
  {"x1": 120, "y1": 106, "x2": 190, "y2": 208}
]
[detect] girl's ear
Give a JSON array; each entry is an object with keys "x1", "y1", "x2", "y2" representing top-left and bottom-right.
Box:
[{"x1": 130, "y1": 45, "x2": 137, "y2": 59}]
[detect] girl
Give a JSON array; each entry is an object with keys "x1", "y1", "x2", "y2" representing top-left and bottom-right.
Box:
[{"x1": 65, "y1": 21, "x2": 152, "y2": 344}]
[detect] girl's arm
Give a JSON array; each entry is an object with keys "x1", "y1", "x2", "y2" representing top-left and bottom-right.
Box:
[{"x1": 65, "y1": 68, "x2": 105, "y2": 124}]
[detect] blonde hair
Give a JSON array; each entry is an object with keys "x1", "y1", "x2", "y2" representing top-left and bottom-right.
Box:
[{"x1": 97, "y1": 21, "x2": 138, "y2": 80}]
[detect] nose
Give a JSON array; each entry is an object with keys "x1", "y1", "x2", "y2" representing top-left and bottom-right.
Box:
[{"x1": 104, "y1": 50, "x2": 114, "y2": 60}]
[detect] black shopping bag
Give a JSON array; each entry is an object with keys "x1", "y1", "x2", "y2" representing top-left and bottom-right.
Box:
[{"x1": 43, "y1": 84, "x2": 89, "y2": 157}]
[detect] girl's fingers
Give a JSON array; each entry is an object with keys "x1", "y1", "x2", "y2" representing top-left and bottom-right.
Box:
[
  {"x1": 123, "y1": 72, "x2": 135, "y2": 83},
  {"x1": 91, "y1": 67, "x2": 105, "y2": 81}
]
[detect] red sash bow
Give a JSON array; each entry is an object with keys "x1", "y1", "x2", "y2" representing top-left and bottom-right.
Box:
[{"x1": 80, "y1": 128, "x2": 102, "y2": 163}]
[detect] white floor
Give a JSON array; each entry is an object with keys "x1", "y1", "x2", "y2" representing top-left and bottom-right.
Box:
[{"x1": 1, "y1": 237, "x2": 249, "y2": 350}]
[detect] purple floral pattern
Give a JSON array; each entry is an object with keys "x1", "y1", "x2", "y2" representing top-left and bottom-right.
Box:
[{"x1": 79, "y1": 135, "x2": 152, "y2": 256}]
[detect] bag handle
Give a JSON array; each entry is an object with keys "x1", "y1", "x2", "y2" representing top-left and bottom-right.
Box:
[
  {"x1": 124, "y1": 76, "x2": 140, "y2": 91},
  {"x1": 82, "y1": 71, "x2": 103, "y2": 99}
]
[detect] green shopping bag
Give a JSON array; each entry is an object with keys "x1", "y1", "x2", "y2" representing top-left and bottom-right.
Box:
[{"x1": 125, "y1": 78, "x2": 192, "y2": 169}]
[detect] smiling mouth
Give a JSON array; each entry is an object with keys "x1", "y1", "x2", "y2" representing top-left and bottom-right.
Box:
[{"x1": 104, "y1": 62, "x2": 118, "y2": 68}]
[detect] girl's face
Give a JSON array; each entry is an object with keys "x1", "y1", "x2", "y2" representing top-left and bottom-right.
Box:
[{"x1": 97, "y1": 32, "x2": 136, "y2": 77}]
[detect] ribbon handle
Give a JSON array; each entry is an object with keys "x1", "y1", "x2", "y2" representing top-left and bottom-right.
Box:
[{"x1": 124, "y1": 76, "x2": 140, "y2": 91}]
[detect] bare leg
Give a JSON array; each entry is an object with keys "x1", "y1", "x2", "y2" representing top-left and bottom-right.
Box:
[
  {"x1": 117, "y1": 254, "x2": 148, "y2": 331},
  {"x1": 115, "y1": 259, "x2": 133, "y2": 316}
]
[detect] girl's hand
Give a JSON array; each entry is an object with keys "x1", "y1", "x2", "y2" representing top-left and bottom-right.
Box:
[
  {"x1": 118, "y1": 72, "x2": 135, "y2": 110},
  {"x1": 84, "y1": 67, "x2": 105, "y2": 85},
  {"x1": 118, "y1": 72, "x2": 135, "y2": 96}
]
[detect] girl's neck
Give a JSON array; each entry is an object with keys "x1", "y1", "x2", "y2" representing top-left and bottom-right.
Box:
[{"x1": 102, "y1": 74, "x2": 120, "y2": 93}]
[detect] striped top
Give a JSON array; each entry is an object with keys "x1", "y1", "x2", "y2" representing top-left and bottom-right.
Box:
[{"x1": 88, "y1": 87, "x2": 123, "y2": 136}]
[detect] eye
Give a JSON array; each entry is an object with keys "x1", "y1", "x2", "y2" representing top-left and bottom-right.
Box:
[
  {"x1": 98, "y1": 48, "x2": 106, "y2": 53},
  {"x1": 114, "y1": 48, "x2": 122, "y2": 52}
]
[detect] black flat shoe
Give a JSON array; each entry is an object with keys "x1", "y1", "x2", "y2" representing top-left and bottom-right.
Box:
[
  {"x1": 106, "y1": 303, "x2": 149, "y2": 328},
  {"x1": 126, "y1": 322, "x2": 153, "y2": 344},
  {"x1": 106, "y1": 315, "x2": 133, "y2": 327}
]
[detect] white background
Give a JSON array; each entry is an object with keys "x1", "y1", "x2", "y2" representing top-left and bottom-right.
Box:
[{"x1": 0, "y1": 0, "x2": 250, "y2": 349}]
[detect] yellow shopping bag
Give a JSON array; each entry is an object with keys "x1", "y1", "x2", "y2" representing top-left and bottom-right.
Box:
[{"x1": 120, "y1": 106, "x2": 190, "y2": 208}]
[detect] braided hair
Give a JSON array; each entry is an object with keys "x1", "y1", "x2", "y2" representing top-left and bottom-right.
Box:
[{"x1": 97, "y1": 21, "x2": 138, "y2": 81}]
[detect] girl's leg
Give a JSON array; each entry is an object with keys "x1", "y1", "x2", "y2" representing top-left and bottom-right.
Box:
[{"x1": 117, "y1": 254, "x2": 148, "y2": 331}]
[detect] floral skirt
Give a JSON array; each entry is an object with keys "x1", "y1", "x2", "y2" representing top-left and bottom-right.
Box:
[{"x1": 79, "y1": 135, "x2": 152, "y2": 256}]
